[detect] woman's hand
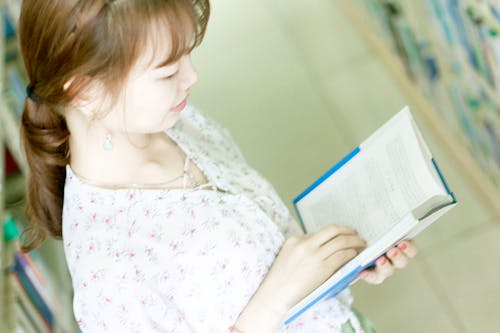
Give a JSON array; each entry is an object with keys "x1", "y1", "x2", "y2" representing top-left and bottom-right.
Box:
[
  {"x1": 256, "y1": 224, "x2": 367, "y2": 313},
  {"x1": 234, "y1": 224, "x2": 368, "y2": 333},
  {"x1": 359, "y1": 240, "x2": 418, "y2": 285}
]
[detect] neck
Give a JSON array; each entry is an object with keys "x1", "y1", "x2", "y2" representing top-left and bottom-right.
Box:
[{"x1": 65, "y1": 108, "x2": 178, "y2": 185}]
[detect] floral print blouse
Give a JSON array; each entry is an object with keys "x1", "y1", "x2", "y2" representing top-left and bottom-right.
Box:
[{"x1": 62, "y1": 105, "x2": 365, "y2": 332}]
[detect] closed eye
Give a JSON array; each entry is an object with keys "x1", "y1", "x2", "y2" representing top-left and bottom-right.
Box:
[{"x1": 161, "y1": 72, "x2": 178, "y2": 80}]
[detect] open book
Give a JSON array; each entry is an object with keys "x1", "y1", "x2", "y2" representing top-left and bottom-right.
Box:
[{"x1": 284, "y1": 106, "x2": 457, "y2": 324}]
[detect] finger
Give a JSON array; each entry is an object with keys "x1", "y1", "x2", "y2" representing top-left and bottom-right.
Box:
[
  {"x1": 318, "y1": 235, "x2": 367, "y2": 260},
  {"x1": 360, "y1": 256, "x2": 394, "y2": 284},
  {"x1": 311, "y1": 225, "x2": 359, "y2": 247},
  {"x1": 374, "y1": 255, "x2": 395, "y2": 280},
  {"x1": 397, "y1": 240, "x2": 418, "y2": 258},
  {"x1": 359, "y1": 269, "x2": 379, "y2": 284},
  {"x1": 386, "y1": 247, "x2": 408, "y2": 269},
  {"x1": 324, "y1": 248, "x2": 358, "y2": 272}
]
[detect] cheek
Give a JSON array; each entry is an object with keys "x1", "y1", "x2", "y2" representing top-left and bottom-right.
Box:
[
  {"x1": 133, "y1": 80, "x2": 176, "y2": 108},
  {"x1": 123, "y1": 82, "x2": 177, "y2": 131}
]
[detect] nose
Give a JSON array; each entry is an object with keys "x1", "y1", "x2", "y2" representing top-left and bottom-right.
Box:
[{"x1": 180, "y1": 54, "x2": 199, "y2": 90}]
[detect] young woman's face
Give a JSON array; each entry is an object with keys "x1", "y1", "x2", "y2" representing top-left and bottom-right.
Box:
[{"x1": 99, "y1": 34, "x2": 198, "y2": 135}]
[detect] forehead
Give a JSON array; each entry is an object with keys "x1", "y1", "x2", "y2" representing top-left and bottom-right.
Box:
[
  {"x1": 135, "y1": 30, "x2": 173, "y2": 71},
  {"x1": 135, "y1": 14, "x2": 195, "y2": 71}
]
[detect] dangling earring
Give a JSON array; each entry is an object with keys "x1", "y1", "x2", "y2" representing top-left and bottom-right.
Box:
[{"x1": 102, "y1": 134, "x2": 114, "y2": 152}]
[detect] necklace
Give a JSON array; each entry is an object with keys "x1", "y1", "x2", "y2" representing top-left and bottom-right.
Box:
[{"x1": 71, "y1": 147, "x2": 207, "y2": 190}]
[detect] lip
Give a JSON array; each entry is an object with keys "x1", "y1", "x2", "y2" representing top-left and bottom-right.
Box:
[{"x1": 171, "y1": 94, "x2": 189, "y2": 113}]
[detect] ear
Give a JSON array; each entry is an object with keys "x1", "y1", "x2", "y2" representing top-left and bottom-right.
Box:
[
  {"x1": 64, "y1": 76, "x2": 106, "y2": 120},
  {"x1": 63, "y1": 78, "x2": 74, "y2": 91}
]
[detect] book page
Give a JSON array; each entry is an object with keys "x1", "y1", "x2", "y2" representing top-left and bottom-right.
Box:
[{"x1": 297, "y1": 109, "x2": 448, "y2": 244}]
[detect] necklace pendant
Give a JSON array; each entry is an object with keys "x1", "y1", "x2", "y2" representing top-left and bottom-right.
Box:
[{"x1": 103, "y1": 134, "x2": 113, "y2": 152}]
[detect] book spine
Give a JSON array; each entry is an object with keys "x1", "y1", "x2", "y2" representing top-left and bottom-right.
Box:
[
  {"x1": 445, "y1": 0, "x2": 478, "y2": 69},
  {"x1": 2, "y1": 10, "x2": 15, "y2": 39},
  {"x1": 14, "y1": 298, "x2": 40, "y2": 333},
  {"x1": 10, "y1": 273, "x2": 53, "y2": 333},
  {"x1": 12, "y1": 260, "x2": 54, "y2": 330},
  {"x1": 6, "y1": 65, "x2": 27, "y2": 116},
  {"x1": 486, "y1": 35, "x2": 500, "y2": 92},
  {"x1": 18, "y1": 251, "x2": 46, "y2": 285},
  {"x1": 14, "y1": 252, "x2": 55, "y2": 310},
  {"x1": 463, "y1": 3, "x2": 497, "y2": 85}
]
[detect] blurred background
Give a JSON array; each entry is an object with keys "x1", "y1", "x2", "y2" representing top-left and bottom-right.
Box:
[
  {"x1": 190, "y1": 1, "x2": 500, "y2": 333},
  {"x1": 1, "y1": 1, "x2": 500, "y2": 332}
]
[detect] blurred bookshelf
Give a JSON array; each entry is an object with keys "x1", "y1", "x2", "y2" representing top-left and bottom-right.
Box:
[
  {"x1": 1, "y1": 1, "x2": 76, "y2": 332},
  {"x1": 337, "y1": 0, "x2": 500, "y2": 215}
]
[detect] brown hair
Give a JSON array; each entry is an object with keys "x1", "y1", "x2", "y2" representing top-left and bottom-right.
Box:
[{"x1": 18, "y1": 0, "x2": 210, "y2": 252}]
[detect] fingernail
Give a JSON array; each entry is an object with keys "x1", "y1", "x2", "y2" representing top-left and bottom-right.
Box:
[
  {"x1": 389, "y1": 249, "x2": 398, "y2": 258},
  {"x1": 359, "y1": 271, "x2": 369, "y2": 278},
  {"x1": 376, "y1": 257, "x2": 386, "y2": 265},
  {"x1": 398, "y1": 242, "x2": 408, "y2": 251}
]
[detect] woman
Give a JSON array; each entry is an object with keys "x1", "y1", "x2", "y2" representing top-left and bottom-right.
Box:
[{"x1": 18, "y1": 0, "x2": 416, "y2": 332}]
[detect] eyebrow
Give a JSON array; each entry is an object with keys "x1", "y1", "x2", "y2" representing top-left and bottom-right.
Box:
[
  {"x1": 154, "y1": 57, "x2": 173, "y2": 69},
  {"x1": 154, "y1": 58, "x2": 175, "y2": 69}
]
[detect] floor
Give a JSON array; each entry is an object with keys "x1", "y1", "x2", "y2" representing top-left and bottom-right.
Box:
[{"x1": 190, "y1": 1, "x2": 500, "y2": 332}]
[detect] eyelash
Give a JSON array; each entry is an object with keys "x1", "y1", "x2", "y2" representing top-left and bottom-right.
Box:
[{"x1": 161, "y1": 72, "x2": 178, "y2": 80}]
